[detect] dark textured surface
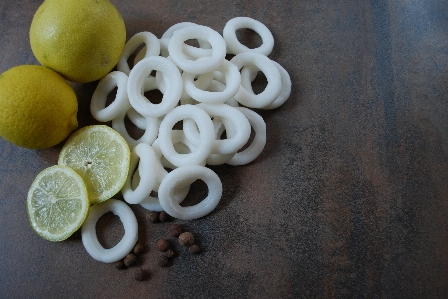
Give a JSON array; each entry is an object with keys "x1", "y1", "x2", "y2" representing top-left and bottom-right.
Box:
[{"x1": 1, "y1": 0, "x2": 448, "y2": 298}]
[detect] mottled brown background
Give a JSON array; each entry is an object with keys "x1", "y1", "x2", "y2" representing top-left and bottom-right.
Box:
[{"x1": 1, "y1": 0, "x2": 448, "y2": 298}]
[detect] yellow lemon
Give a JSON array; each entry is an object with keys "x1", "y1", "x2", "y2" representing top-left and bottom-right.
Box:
[
  {"x1": 29, "y1": 0, "x2": 126, "y2": 83},
  {"x1": 0, "y1": 65, "x2": 78, "y2": 149}
]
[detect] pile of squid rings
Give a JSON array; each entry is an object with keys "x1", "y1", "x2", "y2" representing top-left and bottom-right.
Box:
[{"x1": 83, "y1": 17, "x2": 291, "y2": 263}]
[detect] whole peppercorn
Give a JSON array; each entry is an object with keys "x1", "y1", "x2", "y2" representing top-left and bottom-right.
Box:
[
  {"x1": 189, "y1": 244, "x2": 201, "y2": 254},
  {"x1": 156, "y1": 238, "x2": 171, "y2": 252},
  {"x1": 114, "y1": 259, "x2": 125, "y2": 270},
  {"x1": 158, "y1": 255, "x2": 169, "y2": 267},
  {"x1": 159, "y1": 211, "x2": 170, "y2": 222},
  {"x1": 133, "y1": 243, "x2": 145, "y2": 255},
  {"x1": 168, "y1": 224, "x2": 182, "y2": 238},
  {"x1": 123, "y1": 253, "x2": 137, "y2": 267},
  {"x1": 134, "y1": 268, "x2": 147, "y2": 281},
  {"x1": 147, "y1": 211, "x2": 159, "y2": 223},
  {"x1": 178, "y1": 232, "x2": 194, "y2": 246},
  {"x1": 166, "y1": 249, "x2": 176, "y2": 259}
]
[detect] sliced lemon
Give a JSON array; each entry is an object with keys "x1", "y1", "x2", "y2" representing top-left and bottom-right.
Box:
[
  {"x1": 58, "y1": 125, "x2": 131, "y2": 204},
  {"x1": 27, "y1": 165, "x2": 90, "y2": 242}
]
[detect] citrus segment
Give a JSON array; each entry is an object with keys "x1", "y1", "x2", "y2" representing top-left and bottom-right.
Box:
[
  {"x1": 27, "y1": 165, "x2": 90, "y2": 242},
  {"x1": 58, "y1": 125, "x2": 131, "y2": 204}
]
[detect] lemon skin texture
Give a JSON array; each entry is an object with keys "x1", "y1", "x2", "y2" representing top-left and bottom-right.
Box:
[
  {"x1": 0, "y1": 65, "x2": 78, "y2": 149},
  {"x1": 29, "y1": 0, "x2": 126, "y2": 83}
]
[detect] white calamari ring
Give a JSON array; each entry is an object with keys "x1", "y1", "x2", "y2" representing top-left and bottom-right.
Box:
[
  {"x1": 168, "y1": 25, "x2": 226, "y2": 74},
  {"x1": 230, "y1": 52, "x2": 281, "y2": 108},
  {"x1": 112, "y1": 108, "x2": 159, "y2": 148},
  {"x1": 117, "y1": 31, "x2": 161, "y2": 75},
  {"x1": 121, "y1": 143, "x2": 157, "y2": 204},
  {"x1": 81, "y1": 199, "x2": 138, "y2": 263},
  {"x1": 128, "y1": 56, "x2": 183, "y2": 118},
  {"x1": 223, "y1": 17, "x2": 274, "y2": 56},
  {"x1": 184, "y1": 103, "x2": 251, "y2": 155},
  {"x1": 158, "y1": 105, "x2": 214, "y2": 167},
  {"x1": 227, "y1": 107, "x2": 266, "y2": 165},
  {"x1": 241, "y1": 61, "x2": 291, "y2": 109},
  {"x1": 90, "y1": 71, "x2": 130, "y2": 122},
  {"x1": 158, "y1": 165, "x2": 222, "y2": 220},
  {"x1": 183, "y1": 59, "x2": 241, "y2": 104}
]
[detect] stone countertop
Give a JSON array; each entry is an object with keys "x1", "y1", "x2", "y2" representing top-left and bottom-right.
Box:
[{"x1": 1, "y1": 0, "x2": 447, "y2": 298}]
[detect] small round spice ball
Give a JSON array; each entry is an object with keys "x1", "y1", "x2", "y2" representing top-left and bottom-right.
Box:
[
  {"x1": 133, "y1": 243, "x2": 145, "y2": 255},
  {"x1": 178, "y1": 232, "x2": 195, "y2": 246},
  {"x1": 156, "y1": 238, "x2": 171, "y2": 252},
  {"x1": 147, "y1": 211, "x2": 159, "y2": 223},
  {"x1": 189, "y1": 244, "x2": 201, "y2": 254},
  {"x1": 123, "y1": 253, "x2": 137, "y2": 267},
  {"x1": 159, "y1": 211, "x2": 170, "y2": 222},
  {"x1": 166, "y1": 249, "x2": 176, "y2": 259},
  {"x1": 168, "y1": 224, "x2": 182, "y2": 238},
  {"x1": 134, "y1": 268, "x2": 148, "y2": 281},
  {"x1": 158, "y1": 255, "x2": 169, "y2": 267},
  {"x1": 114, "y1": 259, "x2": 125, "y2": 270}
]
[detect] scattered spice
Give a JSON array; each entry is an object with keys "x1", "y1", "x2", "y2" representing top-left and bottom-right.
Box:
[
  {"x1": 168, "y1": 224, "x2": 182, "y2": 238},
  {"x1": 156, "y1": 238, "x2": 171, "y2": 252},
  {"x1": 178, "y1": 232, "x2": 194, "y2": 246},
  {"x1": 123, "y1": 253, "x2": 137, "y2": 267},
  {"x1": 159, "y1": 211, "x2": 170, "y2": 222},
  {"x1": 134, "y1": 268, "x2": 147, "y2": 281},
  {"x1": 189, "y1": 244, "x2": 201, "y2": 254},
  {"x1": 147, "y1": 211, "x2": 159, "y2": 223},
  {"x1": 166, "y1": 249, "x2": 176, "y2": 259},
  {"x1": 158, "y1": 255, "x2": 169, "y2": 267},
  {"x1": 133, "y1": 243, "x2": 145, "y2": 255},
  {"x1": 114, "y1": 259, "x2": 125, "y2": 270}
]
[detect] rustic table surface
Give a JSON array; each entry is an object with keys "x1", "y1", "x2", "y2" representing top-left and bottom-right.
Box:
[{"x1": 1, "y1": 0, "x2": 447, "y2": 298}]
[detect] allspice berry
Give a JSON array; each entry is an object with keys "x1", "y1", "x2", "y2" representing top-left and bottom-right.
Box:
[
  {"x1": 166, "y1": 249, "x2": 176, "y2": 259},
  {"x1": 159, "y1": 211, "x2": 170, "y2": 222},
  {"x1": 189, "y1": 244, "x2": 201, "y2": 254},
  {"x1": 178, "y1": 232, "x2": 194, "y2": 246},
  {"x1": 158, "y1": 255, "x2": 169, "y2": 267},
  {"x1": 134, "y1": 268, "x2": 147, "y2": 281},
  {"x1": 123, "y1": 253, "x2": 137, "y2": 267},
  {"x1": 133, "y1": 243, "x2": 145, "y2": 255},
  {"x1": 157, "y1": 238, "x2": 171, "y2": 252},
  {"x1": 168, "y1": 224, "x2": 182, "y2": 238},
  {"x1": 114, "y1": 259, "x2": 125, "y2": 270},
  {"x1": 147, "y1": 211, "x2": 159, "y2": 223}
]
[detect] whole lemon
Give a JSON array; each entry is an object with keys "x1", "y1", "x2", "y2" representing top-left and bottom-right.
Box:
[
  {"x1": 29, "y1": 0, "x2": 126, "y2": 83},
  {"x1": 0, "y1": 65, "x2": 78, "y2": 149}
]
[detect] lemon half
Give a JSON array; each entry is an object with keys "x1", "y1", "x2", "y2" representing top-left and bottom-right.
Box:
[
  {"x1": 27, "y1": 165, "x2": 90, "y2": 242},
  {"x1": 58, "y1": 125, "x2": 131, "y2": 204}
]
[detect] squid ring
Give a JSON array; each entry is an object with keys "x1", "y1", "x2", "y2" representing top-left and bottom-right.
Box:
[
  {"x1": 81, "y1": 199, "x2": 138, "y2": 263},
  {"x1": 90, "y1": 71, "x2": 130, "y2": 122},
  {"x1": 223, "y1": 17, "x2": 274, "y2": 56},
  {"x1": 158, "y1": 165, "x2": 222, "y2": 220}
]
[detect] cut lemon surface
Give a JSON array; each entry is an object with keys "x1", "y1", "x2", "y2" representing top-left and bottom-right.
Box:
[
  {"x1": 58, "y1": 125, "x2": 131, "y2": 204},
  {"x1": 27, "y1": 165, "x2": 90, "y2": 242}
]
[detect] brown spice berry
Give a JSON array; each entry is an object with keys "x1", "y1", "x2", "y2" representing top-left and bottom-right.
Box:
[
  {"x1": 168, "y1": 224, "x2": 182, "y2": 238},
  {"x1": 178, "y1": 232, "x2": 194, "y2": 246},
  {"x1": 156, "y1": 238, "x2": 171, "y2": 252},
  {"x1": 147, "y1": 211, "x2": 159, "y2": 223},
  {"x1": 189, "y1": 244, "x2": 201, "y2": 254},
  {"x1": 133, "y1": 243, "x2": 145, "y2": 255},
  {"x1": 166, "y1": 249, "x2": 175, "y2": 259},
  {"x1": 123, "y1": 253, "x2": 137, "y2": 267},
  {"x1": 114, "y1": 259, "x2": 125, "y2": 270},
  {"x1": 159, "y1": 211, "x2": 170, "y2": 222},
  {"x1": 134, "y1": 268, "x2": 147, "y2": 281},
  {"x1": 158, "y1": 255, "x2": 169, "y2": 267}
]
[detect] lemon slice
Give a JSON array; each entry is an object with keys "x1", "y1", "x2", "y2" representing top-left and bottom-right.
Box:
[
  {"x1": 27, "y1": 165, "x2": 90, "y2": 241},
  {"x1": 58, "y1": 125, "x2": 131, "y2": 204}
]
